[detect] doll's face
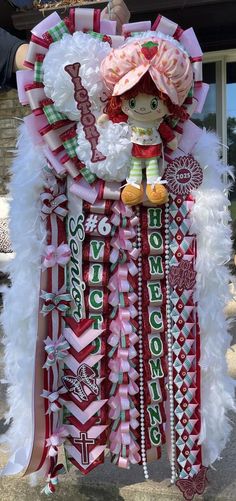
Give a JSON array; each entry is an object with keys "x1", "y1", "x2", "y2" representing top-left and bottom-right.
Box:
[{"x1": 121, "y1": 93, "x2": 168, "y2": 122}]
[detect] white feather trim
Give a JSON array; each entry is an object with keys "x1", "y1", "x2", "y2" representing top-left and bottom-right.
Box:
[
  {"x1": 43, "y1": 32, "x2": 111, "y2": 121},
  {"x1": 191, "y1": 130, "x2": 236, "y2": 466},
  {"x1": 0, "y1": 124, "x2": 46, "y2": 475},
  {"x1": 76, "y1": 120, "x2": 132, "y2": 181}
]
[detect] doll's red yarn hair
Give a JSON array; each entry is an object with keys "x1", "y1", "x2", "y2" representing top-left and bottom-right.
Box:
[{"x1": 105, "y1": 72, "x2": 188, "y2": 123}]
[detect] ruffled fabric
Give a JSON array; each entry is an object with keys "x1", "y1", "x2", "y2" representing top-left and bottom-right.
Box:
[
  {"x1": 43, "y1": 32, "x2": 111, "y2": 121},
  {"x1": 126, "y1": 30, "x2": 188, "y2": 54},
  {"x1": 76, "y1": 120, "x2": 132, "y2": 181}
]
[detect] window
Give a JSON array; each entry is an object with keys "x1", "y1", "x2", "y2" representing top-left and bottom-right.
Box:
[
  {"x1": 193, "y1": 63, "x2": 216, "y2": 132},
  {"x1": 227, "y1": 62, "x2": 236, "y2": 175}
]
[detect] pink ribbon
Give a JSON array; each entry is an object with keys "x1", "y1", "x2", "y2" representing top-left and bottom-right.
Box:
[
  {"x1": 42, "y1": 243, "x2": 71, "y2": 268},
  {"x1": 46, "y1": 426, "x2": 69, "y2": 457},
  {"x1": 111, "y1": 201, "x2": 134, "y2": 226},
  {"x1": 110, "y1": 430, "x2": 141, "y2": 466},
  {"x1": 108, "y1": 312, "x2": 139, "y2": 348},
  {"x1": 108, "y1": 265, "x2": 130, "y2": 294},
  {"x1": 107, "y1": 204, "x2": 141, "y2": 469},
  {"x1": 109, "y1": 385, "x2": 130, "y2": 419},
  {"x1": 111, "y1": 227, "x2": 136, "y2": 253},
  {"x1": 127, "y1": 260, "x2": 138, "y2": 276},
  {"x1": 108, "y1": 291, "x2": 138, "y2": 317},
  {"x1": 110, "y1": 423, "x2": 132, "y2": 450},
  {"x1": 110, "y1": 241, "x2": 140, "y2": 265},
  {"x1": 108, "y1": 267, "x2": 139, "y2": 307},
  {"x1": 109, "y1": 409, "x2": 140, "y2": 450},
  {"x1": 109, "y1": 349, "x2": 130, "y2": 375},
  {"x1": 110, "y1": 420, "x2": 140, "y2": 450},
  {"x1": 108, "y1": 309, "x2": 133, "y2": 342},
  {"x1": 109, "y1": 348, "x2": 138, "y2": 382},
  {"x1": 41, "y1": 192, "x2": 68, "y2": 220}
]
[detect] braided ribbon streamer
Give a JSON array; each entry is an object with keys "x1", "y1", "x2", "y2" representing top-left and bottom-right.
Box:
[
  {"x1": 41, "y1": 463, "x2": 66, "y2": 495},
  {"x1": 43, "y1": 334, "x2": 70, "y2": 369},
  {"x1": 107, "y1": 202, "x2": 141, "y2": 467},
  {"x1": 41, "y1": 291, "x2": 72, "y2": 316}
]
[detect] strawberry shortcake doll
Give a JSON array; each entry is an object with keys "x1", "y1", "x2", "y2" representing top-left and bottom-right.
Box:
[{"x1": 99, "y1": 38, "x2": 193, "y2": 206}]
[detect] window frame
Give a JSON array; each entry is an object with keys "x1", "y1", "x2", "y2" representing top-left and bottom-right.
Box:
[{"x1": 203, "y1": 49, "x2": 236, "y2": 164}]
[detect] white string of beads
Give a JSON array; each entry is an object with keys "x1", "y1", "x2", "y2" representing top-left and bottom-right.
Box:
[{"x1": 165, "y1": 201, "x2": 177, "y2": 484}]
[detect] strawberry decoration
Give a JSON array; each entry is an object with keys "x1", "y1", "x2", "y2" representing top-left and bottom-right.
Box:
[
  {"x1": 102, "y1": 35, "x2": 112, "y2": 46},
  {"x1": 141, "y1": 41, "x2": 158, "y2": 60}
]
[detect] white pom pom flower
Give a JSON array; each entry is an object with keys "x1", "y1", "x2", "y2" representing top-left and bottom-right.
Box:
[
  {"x1": 76, "y1": 120, "x2": 132, "y2": 182},
  {"x1": 43, "y1": 31, "x2": 111, "y2": 121}
]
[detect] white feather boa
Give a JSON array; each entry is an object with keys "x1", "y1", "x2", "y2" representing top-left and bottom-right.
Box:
[
  {"x1": 191, "y1": 131, "x2": 236, "y2": 466},
  {"x1": 0, "y1": 124, "x2": 46, "y2": 475}
]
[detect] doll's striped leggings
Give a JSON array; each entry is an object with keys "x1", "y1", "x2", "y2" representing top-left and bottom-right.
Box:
[{"x1": 128, "y1": 156, "x2": 160, "y2": 185}]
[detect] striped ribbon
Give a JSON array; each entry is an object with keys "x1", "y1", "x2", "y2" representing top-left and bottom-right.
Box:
[
  {"x1": 41, "y1": 291, "x2": 72, "y2": 316},
  {"x1": 43, "y1": 334, "x2": 70, "y2": 369}
]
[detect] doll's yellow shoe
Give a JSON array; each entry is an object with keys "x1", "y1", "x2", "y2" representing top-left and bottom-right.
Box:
[
  {"x1": 146, "y1": 184, "x2": 169, "y2": 205},
  {"x1": 121, "y1": 184, "x2": 144, "y2": 206}
]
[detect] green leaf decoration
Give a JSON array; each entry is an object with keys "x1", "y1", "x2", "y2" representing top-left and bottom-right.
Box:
[{"x1": 141, "y1": 41, "x2": 158, "y2": 49}]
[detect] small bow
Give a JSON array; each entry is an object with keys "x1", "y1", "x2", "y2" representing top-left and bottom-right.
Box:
[
  {"x1": 41, "y1": 192, "x2": 68, "y2": 220},
  {"x1": 42, "y1": 243, "x2": 71, "y2": 269},
  {"x1": 41, "y1": 291, "x2": 72, "y2": 316},
  {"x1": 43, "y1": 335, "x2": 70, "y2": 369},
  {"x1": 46, "y1": 427, "x2": 69, "y2": 457},
  {"x1": 41, "y1": 387, "x2": 67, "y2": 413}
]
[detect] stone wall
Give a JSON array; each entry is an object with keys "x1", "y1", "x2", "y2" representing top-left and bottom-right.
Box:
[{"x1": 0, "y1": 90, "x2": 29, "y2": 196}]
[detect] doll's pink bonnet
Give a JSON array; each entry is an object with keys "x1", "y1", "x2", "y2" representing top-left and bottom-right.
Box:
[{"x1": 100, "y1": 38, "x2": 193, "y2": 106}]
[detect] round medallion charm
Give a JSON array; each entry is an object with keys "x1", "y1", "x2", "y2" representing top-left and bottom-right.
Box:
[{"x1": 165, "y1": 155, "x2": 203, "y2": 195}]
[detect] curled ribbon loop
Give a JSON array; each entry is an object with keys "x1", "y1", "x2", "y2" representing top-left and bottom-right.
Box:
[
  {"x1": 111, "y1": 201, "x2": 134, "y2": 226},
  {"x1": 111, "y1": 227, "x2": 136, "y2": 253}
]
